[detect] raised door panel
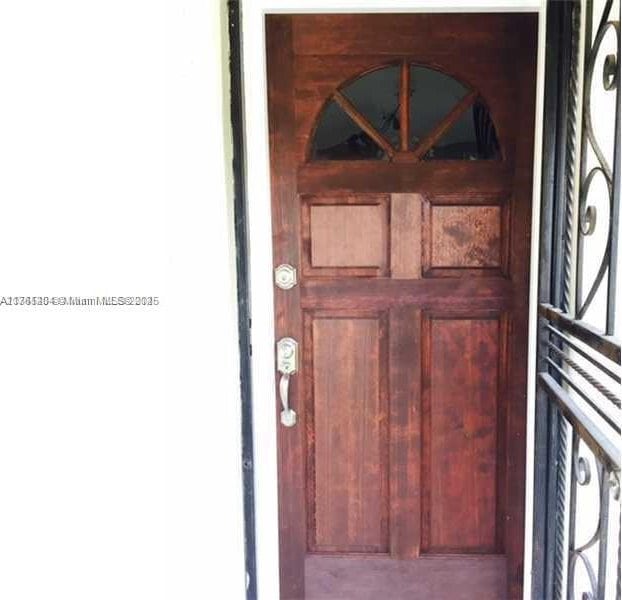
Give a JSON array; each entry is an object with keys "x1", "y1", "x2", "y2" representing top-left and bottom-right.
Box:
[
  {"x1": 311, "y1": 206, "x2": 386, "y2": 267},
  {"x1": 422, "y1": 197, "x2": 510, "y2": 278},
  {"x1": 307, "y1": 313, "x2": 389, "y2": 553},
  {"x1": 302, "y1": 195, "x2": 390, "y2": 277},
  {"x1": 430, "y1": 206, "x2": 501, "y2": 267},
  {"x1": 422, "y1": 314, "x2": 503, "y2": 554}
]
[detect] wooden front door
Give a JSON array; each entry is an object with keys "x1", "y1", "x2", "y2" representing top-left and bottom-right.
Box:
[{"x1": 266, "y1": 13, "x2": 537, "y2": 600}]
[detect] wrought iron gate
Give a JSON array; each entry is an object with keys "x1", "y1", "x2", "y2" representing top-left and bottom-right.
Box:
[{"x1": 533, "y1": 1, "x2": 621, "y2": 599}]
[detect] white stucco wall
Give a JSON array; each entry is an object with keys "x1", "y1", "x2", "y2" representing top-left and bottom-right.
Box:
[{"x1": 0, "y1": 1, "x2": 246, "y2": 599}]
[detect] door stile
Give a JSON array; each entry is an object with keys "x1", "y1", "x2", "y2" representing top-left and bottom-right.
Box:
[
  {"x1": 390, "y1": 194, "x2": 422, "y2": 280},
  {"x1": 388, "y1": 306, "x2": 422, "y2": 558},
  {"x1": 495, "y1": 312, "x2": 510, "y2": 555},
  {"x1": 266, "y1": 15, "x2": 306, "y2": 599},
  {"x1": 504, "y1": 16, "x2": 538, "y2": 600}
]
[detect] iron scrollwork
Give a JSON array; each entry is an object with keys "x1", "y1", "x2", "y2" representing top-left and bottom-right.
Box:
[
  {"x1": 536, "y1": 1, "x2": 621, "y2": 599},
  {"x1": 576, "y1": 0, "x2": 620, "y2": 332},
  {"x1": 567, "y1": 437, "x2": 620, "y2": 600},
  {"x1": 569, "y1": 6, "x2": 621, "y2": 593}
]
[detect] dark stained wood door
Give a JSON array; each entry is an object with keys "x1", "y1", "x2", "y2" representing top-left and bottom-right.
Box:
[{"x1": 266, "y1": 13, "x2": 537, "y2": 600}]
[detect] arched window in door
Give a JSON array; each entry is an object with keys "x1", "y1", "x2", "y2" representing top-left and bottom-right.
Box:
[{"x1": 310, "y1": 63, "x2": 501, "y2": 161}]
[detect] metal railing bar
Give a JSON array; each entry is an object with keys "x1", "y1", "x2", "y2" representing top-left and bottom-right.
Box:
[
  {"x1": 566, "y1": 429, "x2": 580, "y2": 600},
  {"x1": 538, "y1": 372, "x2": 621, "y2": 471},
  {"x1": 606, "y1": 14, "x2": 620, "y2": 335},
  {"x1": 539, "y1": 303, "x2": 622, "y2": 363},
  {"x1": 545, "y1": 358, "x2": 621, "y2": 432},
  {"x1": 597, "y1": 462, "x2": 611, "y2": 600},
  {"x1": 546, "y1": 323, "x2": 621, "y2": 383},
  {"x1": 547, "y1": 341, "x2": 622, "y2": 407}
]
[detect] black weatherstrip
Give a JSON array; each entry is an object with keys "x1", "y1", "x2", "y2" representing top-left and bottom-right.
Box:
[{"x1": 228, "y1": 1, "x2": 257, "y2": 598}]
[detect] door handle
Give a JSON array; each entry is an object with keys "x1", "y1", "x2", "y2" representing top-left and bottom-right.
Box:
[
  {"x1": 279, "y1": 372, "x2": 296, "y2": 427},
  {"x1": 277, "y1": 337, "x2": 298, "y2": 427}
]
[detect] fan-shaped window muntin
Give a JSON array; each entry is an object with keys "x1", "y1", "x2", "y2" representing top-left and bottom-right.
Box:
[{"x1": 310, "y1": 62, "x2": 501, "y2": 162}]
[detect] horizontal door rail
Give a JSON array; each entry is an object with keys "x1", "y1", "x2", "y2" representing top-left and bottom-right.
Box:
[
  {"x1": 297, "y1": 161, "x2": 513, "y2": 194},
  {"x1": 539, "y1": 303, "x2": 621, "y2": 363},
  {"x1": 538, "y1": 372, "x2": 621, "y2": 472}
]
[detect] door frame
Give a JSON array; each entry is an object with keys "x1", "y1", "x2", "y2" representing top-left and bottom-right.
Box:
[{"x1": 240, "y1": 2, "x2": 547, "y2": 598}]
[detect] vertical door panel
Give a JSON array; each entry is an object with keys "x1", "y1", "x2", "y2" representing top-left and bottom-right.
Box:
[
  {"x1": 422, "y1": 315, "x2": 501, "y2": 553},
  {"x1": 307, "y1": 314, "x2": 389, "y2": 553}
]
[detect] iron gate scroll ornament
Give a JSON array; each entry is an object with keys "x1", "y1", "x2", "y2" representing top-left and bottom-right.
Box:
[{"x1": 535, "y1": 1, "x2": 621, "y2": 600}]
